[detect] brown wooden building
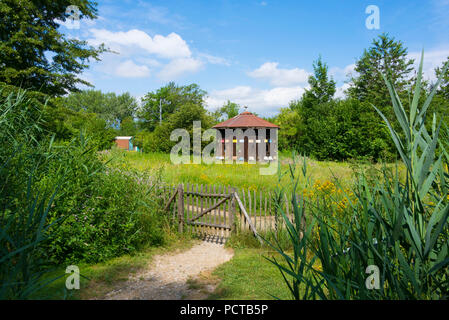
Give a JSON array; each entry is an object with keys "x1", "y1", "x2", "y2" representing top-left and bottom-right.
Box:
[{"x1": 212, "y1": 111, "x2": 279, "y2": 162}]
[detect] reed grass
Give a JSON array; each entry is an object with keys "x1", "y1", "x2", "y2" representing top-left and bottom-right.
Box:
[{"x1": 264, "y1": 52, "x2": 449, "y2": 300}]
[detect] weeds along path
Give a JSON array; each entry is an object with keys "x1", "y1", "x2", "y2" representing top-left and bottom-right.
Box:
[{"x1": 101, "y1": 241, "x2": 234, "y2": 300}]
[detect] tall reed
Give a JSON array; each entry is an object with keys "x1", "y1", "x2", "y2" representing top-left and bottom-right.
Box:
[
  {"x1": 0, "y1": 90, "x2": 65, "y2": 299},
  {"x1": 265, "y1": 52, "x2": 449, "y2": 299}
]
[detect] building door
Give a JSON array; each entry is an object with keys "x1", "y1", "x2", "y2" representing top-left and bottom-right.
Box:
[{"x1": 244, "y1": 136, "x2": 249, "y2": 162}]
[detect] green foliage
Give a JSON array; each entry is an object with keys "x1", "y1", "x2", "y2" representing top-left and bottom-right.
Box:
[
  {"x1": 347, "y1": 33, "x2": 415, "y2": 121},
  {"x1": 136, "y1": 102, "x2": 214, "y2": 153},
  {"x1": 119, "y1": 116, "x2": 138, "y2": 136},
  {"x1": 219, "y1": 100, "x2": 241, "y2": 120},
  {"x1": 0, "y1": 87, "x2": 173, "y2": 298},
  {"x1": 43, "y1": 102, "x2": 116, "y2": 151},
  {"x1": 287, "y1": 53, "x2": 397, "y2": 161},
  {"x1": 62, "y1": 90, "x2": 138, "y2": 127},
  {"x1": 40, "y1": 146, "x2": 169, "y2": 263},
  {"x1": 294, "y1": 98, "x2": 394, "y2": 161},
  {"x1": 0, "y1": 0, "x2": 106, "y2": 96},
  {"x1": 300, "y1": 56, "x2": 336, "y2": 107},
  {"x1": 266, "y1": 52, "x2": 449, "y2": 300},
  {"x1": 138, "y1": 82, "x2": 207, "y2": 131},
  {"x1": 435, "y1": 56, "x2": 449, "y2": 101},
  {"x1": 134, "y1": 82, "x2": 212, "y2": 153},
  {"x1": 0, "y1": 89, "x2": 64, "y2": 299},
  {"x1": 272, "y1": 107, "x2": 301, "y2": 151}
]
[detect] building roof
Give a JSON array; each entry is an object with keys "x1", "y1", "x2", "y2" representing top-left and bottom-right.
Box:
[
  {"x1": 115, "y1": 136, "x2": 133, "y2": 140},
  {"x1": 212, "y1": 111, "x2": 280, "y2": 129}
]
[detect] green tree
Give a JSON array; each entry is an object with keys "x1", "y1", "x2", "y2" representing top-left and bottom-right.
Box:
[
  {"x1": 139, "y1": 82, "x2": 207, "y2": 131},
  {"x1": 435, "y1": 56, "x2": 449, "y2": 101},
  {"x1": 219, "y1": 100, "x2": 240, "y2": 120},
  {"x1": 62, "y1": 90, "x2": 138, "y2": 127},
  {"x1": 0, "y1": 0, "x2": 106, "y2": 96},
  {"x1": 347, "y1": 33, "x2": 414, "y2": 117},
  {"x1": 138, "y1": 102, "x2": 213, "y2": 153},
  {"x1": 119, "y1": 116, "x2": 138, "y2": 136},
  {"x1": 293, "y1": 56, "x2": 336, "y2": 155},
  {"x1": 429, "y1": 59, "x2": 449, "y2": 130},
  {"x1": 105, "y1": 92, "x2": 138, "y2": 125},
  {"x1": 43, "y1": 101, "x2": 116, "y2": 150},
  {"x1": 273, "y1": 107, "x2": 301, "y2": 151},
  {"x1": 301, "y1": 56, "x2": 336, "y2": 108}
]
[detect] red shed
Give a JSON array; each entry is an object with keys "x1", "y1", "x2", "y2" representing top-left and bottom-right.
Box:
[{"x1": 114, "y1": 136, "x2": 139, "y2": 151}]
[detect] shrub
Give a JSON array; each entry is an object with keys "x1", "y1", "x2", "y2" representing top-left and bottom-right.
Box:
[{"x1": 39, "y1": 138, "x2": 170, "y2": 264}]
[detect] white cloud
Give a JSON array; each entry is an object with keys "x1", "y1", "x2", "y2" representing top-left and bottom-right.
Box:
[
  {"x1": 114, "y1": 60, "x2": 150, "y2": 78},
  {"x1": 198, "y1": 53, "x2": 231, "y2": 66},
  {"x1": 88, "y1": 28, "x2": 191, "y2": 59},
  {"x1": 329, "y1": 64, "x2": 356, "y2": 82},
  {"x1": 135, "y1": 57, "x2": 162, "y2": 68},
  {"x1": 409, "y1": 48, "x2": 449, "y2": 82},
  {"x1": 158, "y1": 57, "x2": 203, "y2": 80},
  {"x1": 206, "y1": 86, "x2": 306, "y2": 117},
  {"x1": 335, "y1": 83, "x2": 351, "y2": 99},
  {"x1": 248, "y1": 62, "x2": 310, "y2": 86},
  {"x1": 86, "y1": 28, "x2": 214, "y2": 80}
]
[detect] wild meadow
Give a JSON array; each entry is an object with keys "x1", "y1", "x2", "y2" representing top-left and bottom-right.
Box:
[{"x1": 106, "y1": 149, "x2": 404, "y2": 193}]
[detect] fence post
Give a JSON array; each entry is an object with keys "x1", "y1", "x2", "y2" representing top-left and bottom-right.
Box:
[
  {"x1": 229, "y1": 187, "x2": 236, "y2": 234},
  {"x1": 177, "y1": 184, "x2": 184, "y2": 233}
]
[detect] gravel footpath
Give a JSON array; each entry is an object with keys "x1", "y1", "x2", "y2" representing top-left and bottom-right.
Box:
[{"x1": 101, "y1": 241, "x2": 234, "y2": 300}]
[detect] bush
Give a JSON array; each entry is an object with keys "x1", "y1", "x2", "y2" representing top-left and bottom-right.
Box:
[
  {"x1": 37, "y1": 137, "x2": 170, "y2": 264},
  {"x1": 296, "y1": 98, "x2": 395, "y2": 161}
]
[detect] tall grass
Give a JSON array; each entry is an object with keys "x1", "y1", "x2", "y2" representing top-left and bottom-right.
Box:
[
  {"x1": 109, "y1": 148, "x2": 376, "y2": 195},
  {"x1": 266, "y1": 52, "x2": 449, "y2": 300},
  {"x1": 0, "y1": 90, "x2": 65, "y2": 299}
]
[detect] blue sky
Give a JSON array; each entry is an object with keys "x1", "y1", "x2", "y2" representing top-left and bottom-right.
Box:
[{"x1": 63, "y1": 0, "x2": 449, "y2": 116}]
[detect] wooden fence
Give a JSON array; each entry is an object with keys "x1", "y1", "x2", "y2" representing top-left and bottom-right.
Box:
[{"x1": 153, "y1": 181, "x2": 305, "y2": 242}]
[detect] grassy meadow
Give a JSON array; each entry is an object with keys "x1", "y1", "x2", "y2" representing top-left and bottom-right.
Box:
[{"x1": 105, "y1": 148, "x2": 404, "y2": 194}]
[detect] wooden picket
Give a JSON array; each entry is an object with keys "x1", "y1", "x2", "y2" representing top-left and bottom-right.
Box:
[{"x1": 162, "y1": 182, "x2": 304, "y2": 242}]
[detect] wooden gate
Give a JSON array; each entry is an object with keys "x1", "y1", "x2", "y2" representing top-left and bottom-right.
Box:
[{"x1": 164, "y1": 184, "x2": 261, "y2": 243}]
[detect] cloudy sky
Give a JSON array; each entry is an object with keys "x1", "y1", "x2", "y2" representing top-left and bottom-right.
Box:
[{"x1": 63, "y1": 0, "x2": 449, "y2": 117}]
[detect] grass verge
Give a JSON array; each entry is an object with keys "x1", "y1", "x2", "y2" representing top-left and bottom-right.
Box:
[{"x1": 208, "y1": 248, "x2": 293, "y2": 300}]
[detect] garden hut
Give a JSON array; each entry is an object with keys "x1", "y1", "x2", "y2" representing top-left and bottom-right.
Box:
[
  {"x1": 212, "y1": 111, "x2": 279, "y2": 162},
  {"x1": 114, "y1": 136, "x2": 139, "y2": 151}
]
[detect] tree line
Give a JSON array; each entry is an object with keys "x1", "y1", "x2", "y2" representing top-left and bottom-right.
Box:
[
  {"x1": 272, "y1": 34, "x2": 449, "y2": 161},
  {"x1": 1, "y1": 0, "x2": 448, "y2": 162},
  {"x1": 46, "y1": 34, "x2": 449, "y2": 162}
]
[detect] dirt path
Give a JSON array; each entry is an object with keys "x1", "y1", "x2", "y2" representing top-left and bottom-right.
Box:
[{"x1": 101, "y1": 241, "x2": 234, "y2": 300}]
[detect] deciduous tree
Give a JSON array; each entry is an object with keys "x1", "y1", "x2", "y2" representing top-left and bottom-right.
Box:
[
  {"x1": 0, "y1": 0, "x2": 106, "y2": 96},
  {"x1": 139, "y1": 82, "x2": 207, "y2": 131}
]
